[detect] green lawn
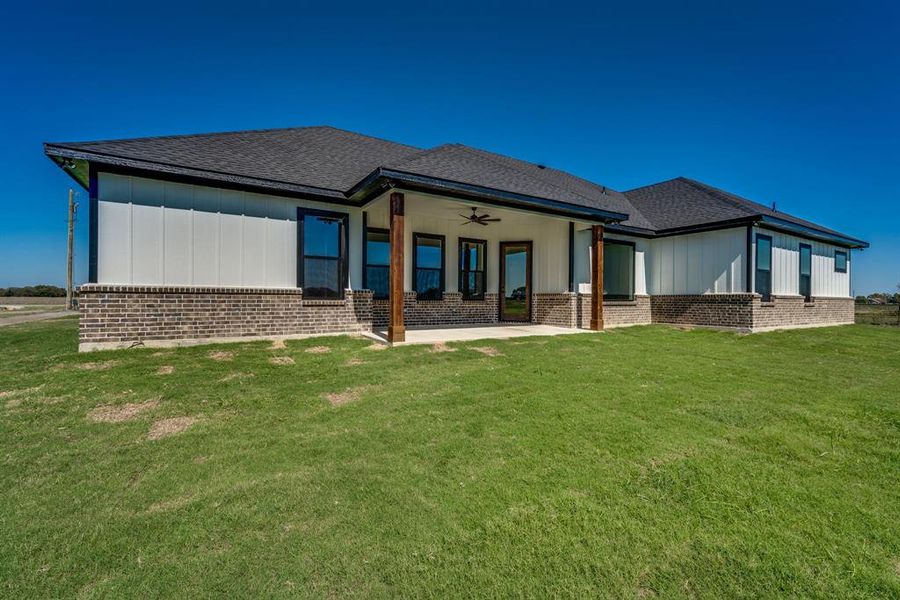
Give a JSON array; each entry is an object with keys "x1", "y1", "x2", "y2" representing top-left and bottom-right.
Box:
[{"x1": 2, "y1": 318, "x2": 899, "y2": 598}]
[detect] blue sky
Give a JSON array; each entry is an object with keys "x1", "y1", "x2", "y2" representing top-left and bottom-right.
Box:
[{"x1": 2, "y1": 1, "x2": 897, "y2": 294}]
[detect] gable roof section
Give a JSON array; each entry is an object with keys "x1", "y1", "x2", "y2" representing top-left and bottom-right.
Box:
[
  {"x1": 45, "y1": 126, "x2": 423, "y2": 194},
  {"x1": 625, "y1": 177, "x2": 867, "y2": 247}
]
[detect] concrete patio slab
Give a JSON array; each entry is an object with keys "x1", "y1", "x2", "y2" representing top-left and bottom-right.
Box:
[{"x1": 368, "y1": 324, "x2": 594, "y2": 346}]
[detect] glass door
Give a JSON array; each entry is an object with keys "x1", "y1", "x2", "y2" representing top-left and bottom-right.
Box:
[{"x1": 499, "y1": 241, "x2": 532, "y2": 322}]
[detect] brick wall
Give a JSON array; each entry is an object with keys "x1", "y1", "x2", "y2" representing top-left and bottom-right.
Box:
[
  {"x1": 751, "y1": 295, "x2": 854, "y2": 330},
  {"x1": 77, "y1": 285, "x2": 372, "y2": 350},
  {"x1": 650, "y1": 294, "x2": 756, "y2": 330},
  {"x1": 576, "y1": 295, "x2": 652, "y2": 328},
  {"x1": 371, "y1": 292, "x2": 499, "y2": 328},
  {"x1": 532, "y1": 293, "x2": 577, "y2": 327}
]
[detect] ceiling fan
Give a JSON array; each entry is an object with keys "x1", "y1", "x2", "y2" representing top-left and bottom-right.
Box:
[{"x1": 459, "y1": 207, "x2": 501, "y2": 226}]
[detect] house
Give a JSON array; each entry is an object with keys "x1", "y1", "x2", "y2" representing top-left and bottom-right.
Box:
[{"x1": 43, "y1": 126, "x2": 869, "y2": 351}]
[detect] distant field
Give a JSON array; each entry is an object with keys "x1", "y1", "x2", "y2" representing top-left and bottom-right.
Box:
[
  {"x1": 856, "y1": 304, "x2": 900, "y2": 326},
  {"x1": 0, "y1": 297, "x2": 66, "y2": 306}
]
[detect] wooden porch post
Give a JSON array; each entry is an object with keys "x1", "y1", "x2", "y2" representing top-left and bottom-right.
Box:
[
  {"x1": 388, "y1": 192, "x2": 405, "y2": 343},
  {"x1": 590, "y1": 224, "x2": 605, "y2": 331}
]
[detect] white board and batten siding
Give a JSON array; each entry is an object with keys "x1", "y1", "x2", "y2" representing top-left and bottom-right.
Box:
[
  {"x1": 96, "y1": 172, "x2": 360, "y2": 288},
  {"x1": 754, "y1": 228, "x2": 851, "y2": 298},
  {"x1": 572, "y1": 229, "x2": 649, "y2": 295},
  {"x1": 648, "y1": 228, "x2": 746, "y2": 295}
]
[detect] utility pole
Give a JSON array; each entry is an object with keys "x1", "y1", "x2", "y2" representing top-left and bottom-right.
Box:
[{"x1": 66, "y1": 189, "x2": 76, "y2": 311}]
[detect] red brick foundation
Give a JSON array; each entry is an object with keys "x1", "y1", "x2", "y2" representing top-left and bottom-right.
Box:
[
  {"x1": 650, "y1": 294, "x2": 854, "y2": 331},
  {"x1": 372, "y1": 292, "x2": 499, "y2": 328},
  {"x1": 77, "y1": 285, "x2": 372, "y2": 350}
]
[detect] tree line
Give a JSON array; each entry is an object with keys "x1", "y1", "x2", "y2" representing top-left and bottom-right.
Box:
[{"x1": 0, "y1": 285, "x2": 66, "y2": 297}]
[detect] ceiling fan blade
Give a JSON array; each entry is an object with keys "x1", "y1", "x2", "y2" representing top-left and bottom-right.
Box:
[
  {"x1": 477, "y1": 220, "x2": 488, "y2": 226},
  {"x1": 459, "y1": 214, "x2": 472, "y2": 219},
  {"x1": 482, "y1": 218, "x2": 501, "y2": 222},
  {"x1": 460, "y1": 220, "x2": 471, "y2": 225}
]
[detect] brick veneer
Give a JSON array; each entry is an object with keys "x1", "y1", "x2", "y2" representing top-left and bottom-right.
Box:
[
  {"x1": 77, "y1": 285, "x2": 854, "y2": 351},
  {"x1": 77, "y1": 285, "x2": 372, "y2": 350},
  {"x1": 751, "y1": 295, "x2": 854, "y2": 330},
  {"x1": 650, "y1": 294, "x2": 854, "y2": 331},
  {"x1": 372, "y1": 292, "x2": 499, "y2": 328},
  {"x1": 532, "y1": 293, "x2": 577, "y2": 327},
  {"x1": 576, "y1": 295, "x2": 653, "y2": 328},
  {"x1": 650, "y1": 294, "x2": 756, "y2": 329}
]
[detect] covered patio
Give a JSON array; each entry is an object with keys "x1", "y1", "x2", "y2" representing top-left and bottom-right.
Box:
[{"x1": 367, "y1": 322, "x2": 594, "y2": 346}]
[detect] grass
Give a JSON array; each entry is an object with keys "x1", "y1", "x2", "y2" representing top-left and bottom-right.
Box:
[
  {"x1": 1, "y1": 318, "x2": 898, "y2": 598},
  {"x1": 856, "y1": 304, "x2": 900, "y2": 326}
]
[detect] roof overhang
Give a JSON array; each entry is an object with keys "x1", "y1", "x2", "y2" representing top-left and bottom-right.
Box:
[
  {"x1": 350, "y1": 168, "x2": 628, "y2": 224},
  {"x1": 44, "y1": 144, "x2": 630, "y2": 224},
  {"x1": 757, "y1": 215, "x2": 869, "y2": 249}
]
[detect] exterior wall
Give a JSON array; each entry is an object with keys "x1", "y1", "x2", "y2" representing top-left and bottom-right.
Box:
[
  {"x1": 650, "y1": 294, "x2": 755, "y2": 329},
  {"x1": 573, "y1": 231, "x2": 649, "y2": 296},
  {"x1": 77, "y1": 285, "x2": 372, "y2": 350},
  {"x1": 752, "y1": 295, "x2": 854, "y2": 330},
  {"x1": 752, "y1": 227, "x2": 851, "y2": 298},
  {"x1": 364, "y1": 194, "x2": 574, "y2": 294},
  {"x1": 95, "y1": 172, "x2": 362, "y2": 289},
  {"x1": 372, "y1": 293, "x2": 499, "y2": 328},
  {"x1": 580, "y1": 295, "x2": 653, "y2": 328},
  {"x1": 532, "y1": 293, "x2": 578, "y2": 327},
  {"x1": 651, "y1": 293, "x2": 855, "y2": 331},
  {"x1": 648, "y1": 228, "x2": 747, "y2": 295}
]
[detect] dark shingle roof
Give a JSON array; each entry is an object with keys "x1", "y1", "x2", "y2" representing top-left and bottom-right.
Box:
[
  {"x1": 388, "y1": 144, "x2": 653, "y2": 229},
  {"x1": 48, "y1": 126, "x2": 423, "y2": 192},
  {"x1": 45, "y1": 126, "x2": 863, "y2": 244},
  {"x1": 625, "y1": 177, "x2": 860, "y2": 241}
]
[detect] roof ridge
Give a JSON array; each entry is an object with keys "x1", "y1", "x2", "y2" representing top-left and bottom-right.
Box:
[{"x1": 52, "y1": 125, "x2": 424, "y2": 152}]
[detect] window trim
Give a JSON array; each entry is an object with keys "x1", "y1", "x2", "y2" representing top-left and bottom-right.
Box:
[
  {"x1": 755, "y1": 233, "x2": 773, "y2": 302},
  {"x1": 363, "y1": 225, "x2": 390, "y2": 300},
  {"x1": 412, "y1": 232, "x2": 446, "y2": 300},
  {"x1": 603, "y1": 238, "x2": 636, "y2": 301},
  {"x1": 799, "y1": 242, "x2": 812, "y2": 302},
  {"x1": 458, "y1": 237, "x2": 487, "y2": 301},
  {"x1": 297, "y1": 207, "x2": 348, "y2": 300},
  {"x1": 835, "y1": 249, "x2": 848, "y2": 273}
]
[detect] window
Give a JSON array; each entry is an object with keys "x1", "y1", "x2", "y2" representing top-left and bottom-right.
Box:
[
  {"x1": 413, "y1": 233, "x2": 445, "y2": 300},
  {"x1": 603, "y1": 239, "x2": 635, "y2": 301},
  {"x1": 799, "y1": 243, "x2": 812, "y2": 302},
  {"x1": 459, "y1": 238, "x2": 486, "y2": 300},
  {"x1": 298, "y1": 209, "x2": 347, "y2": 299},
  {"x1": 835, "y1": 250, "x2": 848, "y2": 273},
  {"x1": 364, "y1": 228, "x2": 390, "y2": 299},
  {"x1": 755, "y1": 234, "x2": 772, "y2": 302}
]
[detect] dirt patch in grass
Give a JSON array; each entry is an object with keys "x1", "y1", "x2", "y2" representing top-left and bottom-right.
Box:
[
  {"x1": 305, "y1": 345, "x2": 330, "y2": 354},
  {"x1": 269, "y1": 339, "x2": 286, "y2": 350},
  {"x1": 147, "y1": 416, "x2": 198, "y2": 440},
  {"x1": 470, "y1": 346, "x2": 503, "y2": 357},
  {"x1": 76, "y1": 360, "x2": 120, "y2": 371},
  {"x1": 88, "y1": 399, "x2": 160, "y2": 423},
  {"x1": 155, "y1": 365, "x2": 175, "y2": 375},
  {"x1": 269, "y1": 356, "x2": 295, "y2": 366},
  {"x1": 151, "y1": 351, "x2": 173, "y2": 357},
  {"x1": 220, "y1": 372, "x2": 254, "y2": 382},
  {"x1": 6, "y1": 398, "x2": 23, "y2": 409},
  {"x1": 365, "y1": 343, "x2": 387, "y2": 351},
  {"x1": 208, "y1": 350, "x2": 234, "y2": 362},
  {"x1": 344, "y1": 358, "x2": 365, "y2": 366},
  {"x1": 430, "y1": 342, "x2": 456, "y2": 353},
  {"x1": 147, "y1": 495, "x2": 196, "y2": 513},
  {"x1": 324, "y1": 386, "x2": 369, "y2": 407}
]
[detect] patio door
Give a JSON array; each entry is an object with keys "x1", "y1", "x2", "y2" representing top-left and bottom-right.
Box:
[{"x1": 499, "y1": 241, "x2": 532, "y2": 322}]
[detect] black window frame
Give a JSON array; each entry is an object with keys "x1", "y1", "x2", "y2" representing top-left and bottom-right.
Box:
[
  {"x1": 603, "y1": 238, "x2": 636, "y2": 301},
  {"x1": 755, "y1": 233, "x2": 773, "y2": 302},
  {"x1": 799, "y1": 242, "x2": 812, "y2": 302},
  {"x1": 413, "y1": 232, "x2": 446, "y2": 301},
  {"x1": 297, "y1": 207, "x2": 349, "y2": 300},
  {"x1": 363, "y1": 226, "x2": 390, "y2": 300},
  {"x1": 834, "y1": 249, "x2": 848, "y2": 273},
  {"x1": 458, "y1": 237, "x2": 487, "y2": 301}
]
